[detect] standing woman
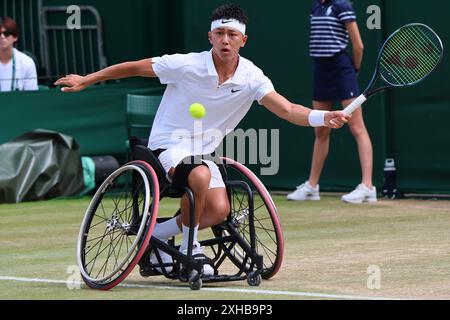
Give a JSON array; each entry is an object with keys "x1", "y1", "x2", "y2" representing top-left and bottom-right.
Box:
[{"x1": 287, "y1": 0, "x2": 377, "y2": 203}]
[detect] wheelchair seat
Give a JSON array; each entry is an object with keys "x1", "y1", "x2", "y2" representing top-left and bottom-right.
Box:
[{"x1": 132, "y1": 145, "x2": 185, "y2": 198}]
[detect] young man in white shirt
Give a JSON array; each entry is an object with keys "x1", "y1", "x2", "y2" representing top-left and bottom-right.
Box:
[
  {"x1": 55, "y1": 4, "x2": 350, "y2": 275},
  {"x1": 0, "y1": 17, "x2": 38, "y2": 92}
]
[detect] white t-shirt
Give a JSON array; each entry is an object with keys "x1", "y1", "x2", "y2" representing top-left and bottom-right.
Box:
[
  {"x1": 0, "y1": 48, "x2": 38, "y2": 92},
  {"x1": 149, "y1": 50, "x2": 275, "y2": 162}
]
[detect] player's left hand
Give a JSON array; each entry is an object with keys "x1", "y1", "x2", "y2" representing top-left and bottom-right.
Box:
[
  {"x1": 54, "y1": 74, "x2": 87, "y2": 92},
  {"x1": 325, "y1": 111, "x2": 351, "y2": 129}
]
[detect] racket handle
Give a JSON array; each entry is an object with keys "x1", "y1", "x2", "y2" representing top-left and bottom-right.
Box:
[{"x1": 343, "y1": 94, "x2": 367, "y2": 115}]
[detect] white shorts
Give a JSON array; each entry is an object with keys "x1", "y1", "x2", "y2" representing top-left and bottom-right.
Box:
[{"x1": 158, "y1": 148, "x2": 225, "y2": 190}]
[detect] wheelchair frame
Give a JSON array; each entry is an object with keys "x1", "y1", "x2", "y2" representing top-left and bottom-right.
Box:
[{"x1": 76, "y1": 145, "x2": 284, "y2": 290}]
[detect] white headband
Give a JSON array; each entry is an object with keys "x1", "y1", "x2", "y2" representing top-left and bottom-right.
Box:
[{"x1": 211, "y1": 19, "x2": 246, "y2": 35}]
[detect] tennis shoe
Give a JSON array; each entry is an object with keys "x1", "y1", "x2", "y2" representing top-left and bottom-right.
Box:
[
  {"x1": 149, "y1": 242, "x2": 174, "y2": 274},
  {"x1": 180, "y1": 242, "x2": 215, "y2": 277},
  {"x1": 286, "y1": 181, "x2": 320, "y2": 201},
  {"x1": 341, "y1": 184, "x2": 377, "y2": 204}
]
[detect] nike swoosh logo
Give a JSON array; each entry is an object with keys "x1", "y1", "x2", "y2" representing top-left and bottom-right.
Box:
[
  {"x1": 231, "y1": 88, "x2": 242, "y2": 93},
  {"x1": 222, "y1": 20, "x2": 233, "y2": 24}
]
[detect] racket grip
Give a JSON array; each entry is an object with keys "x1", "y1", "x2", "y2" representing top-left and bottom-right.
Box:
[{"x1": 343, "y1": 94, "x2": 367, "y2": 115}]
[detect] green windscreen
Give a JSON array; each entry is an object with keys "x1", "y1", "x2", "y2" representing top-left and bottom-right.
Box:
[{"x1": 379, "y1": 24, "x2": 443, "y2": 86}]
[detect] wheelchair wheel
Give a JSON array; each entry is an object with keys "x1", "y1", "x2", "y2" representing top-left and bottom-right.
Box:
[
  {"x1": 217, "y1": 157, "x2": 284, "y2": 279},
  {"x1": 77, "y1": 160, "x2": 159, "y2": 290}
]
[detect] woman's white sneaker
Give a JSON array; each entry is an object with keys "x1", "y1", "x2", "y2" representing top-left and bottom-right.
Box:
[
  {"x1": 341, "y1": 184, "x2": 377, "y2": 204},
  {"x1": 286, "y1": 181, "x2": 320, "y2": 201}
]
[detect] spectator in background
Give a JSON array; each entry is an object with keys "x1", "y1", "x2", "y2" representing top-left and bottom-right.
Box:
[
  {"x1": 0, "y1": 16, "x2": 38, "y2": 92},
  {"x1": 287, "y1": 0, "x2": 376, "y2": 203}
]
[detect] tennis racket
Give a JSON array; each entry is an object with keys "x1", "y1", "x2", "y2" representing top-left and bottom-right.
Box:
[{"x1": 344, "y1": 23, "x2": 444, "y2": 115}]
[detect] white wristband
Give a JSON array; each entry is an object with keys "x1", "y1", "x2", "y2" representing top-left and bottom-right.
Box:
[{"x1": 308, "y1": 110, "x2": 327, "y2": 127}]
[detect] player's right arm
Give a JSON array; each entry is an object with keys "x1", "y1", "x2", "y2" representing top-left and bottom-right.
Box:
[
  {"x1": 261, "y1": 91, "x2": 350, "y2": 128},
  {"x1": 54, "y1": 58, "x2": 156, "y2": 92}
]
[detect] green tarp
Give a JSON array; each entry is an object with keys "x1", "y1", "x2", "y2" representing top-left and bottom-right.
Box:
[{"x1": 0, "y1": 129, "x2": 85, "y2": 203}]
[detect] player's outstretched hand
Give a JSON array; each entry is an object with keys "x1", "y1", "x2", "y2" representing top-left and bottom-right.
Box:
[
  {"x1": 325, "y1": 111, "x2": 351, "y2": 129},
  {"x1": 54, "y1": 74, "x2": 87, "y2": 92}
]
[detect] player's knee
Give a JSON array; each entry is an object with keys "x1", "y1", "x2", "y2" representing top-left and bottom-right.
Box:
[
  {"x1": 214, "y1": 198, "x2": 230, "y2": 219},
  {"x1": 207, "y1": 199, "x2": 230, "y2": 226},
  {"x1": 187, "y1": 166, "x2": 211, "y2": 192}
]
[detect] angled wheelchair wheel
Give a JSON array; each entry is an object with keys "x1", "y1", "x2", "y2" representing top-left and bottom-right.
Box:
[
  {"x1": 77, "y1": 160, "x2": 159, "y2": 290},
  {"x1": 217, "y1": 157, "x2": 284, "y2": 279}
]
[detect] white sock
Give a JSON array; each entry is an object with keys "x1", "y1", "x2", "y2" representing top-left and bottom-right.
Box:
[
  {"x1": 180, "y1": 224, "x2": 199, "y2": 252},
  {"x1": 152, "y1": 218, "x2": 181, "y2": 241}
]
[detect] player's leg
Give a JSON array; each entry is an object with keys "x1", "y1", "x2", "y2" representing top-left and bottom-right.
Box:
[
  {"x1": 150, "y1": 158, "x2": 227, "y2": 275},
  {"x1": 178, "y1": 162, "x2": 226, "y2": 276},
  {"x1": 341, "y1": 98, "x2": 377, "y2": 203},
  {"x1": 198, "y1": 188, "x2": 230, "y2": 229},
  {"x1": 176, "y1": 165, "x2": 211, "y2": 252},
  {"x1": 287, "y1": 100, "x2": 333, "y2": 201},
  {"x1": 197, "y1": 160, "x2": 229, "y2": 229},
  {"x1": 149, "y1": 164, "x2": 211, "y2": 272},
  {"x1": 153, "y1": 161, "x2": 219, "y2": 238},
  {"x1": 180, "y1": 165, "x2": 212, "y2": 227},
  {"x1": 180, "y1": 160, "x2": 229, "y2": 231}
]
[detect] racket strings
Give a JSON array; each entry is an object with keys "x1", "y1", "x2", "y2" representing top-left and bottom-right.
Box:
[
  {"x1": 382, "y1": 33, "x2": 434, "y2": 84},
  {"x1": 392, "y1": 29, "x2": 439, "y2": 77},
  {"x1": 381, "y1": 26, "x2": 441, "y2": 84},
  {"x1": 379, "y1": 24, "x2": 442, "y2": 86},
  {"x1": 381, "y1": 38, "x2": 428, "y2": 84},
  {"x1": 384, "y1": 27, "x2": 439, "y2": 78}
]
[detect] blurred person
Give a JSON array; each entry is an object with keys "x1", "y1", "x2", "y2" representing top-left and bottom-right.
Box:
[
  {"x1": 287, "y1": 0, "x2": 376, "y2": 204},
  {"x1": 0, "y1": 16, "x2": 38, "y2": 92}
]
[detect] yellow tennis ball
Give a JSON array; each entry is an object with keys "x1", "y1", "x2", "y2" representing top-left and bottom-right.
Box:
[{"x1": 189, "y1": 103, "x2": 206, "y2": 119}]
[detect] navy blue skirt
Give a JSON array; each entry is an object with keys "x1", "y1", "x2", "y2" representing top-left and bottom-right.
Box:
[{"x1": 313, "y1": 51, "x2": 360, "y2": 102}]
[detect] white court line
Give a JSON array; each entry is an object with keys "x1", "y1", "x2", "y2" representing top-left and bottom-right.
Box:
[{"x1": 0, "y1": 276, "x2": 397, "y2": 300}]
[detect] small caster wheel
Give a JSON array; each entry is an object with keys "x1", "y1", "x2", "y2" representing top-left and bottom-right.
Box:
[
  {"x1": 187, "y1": 269, "x2": 202, "y2": 290},
  {"x1": 138, "y1": 255, "x2": 153, "y2": 278},
  {"x1": 189, "y1": 278, "x2": 203, "y2": 290},
  {"x1": 247, "y1": 272, "x2": 262, "y2": 287},
  {"x1": 139, "y1": 265, "x2": 153, "y2": 277}
]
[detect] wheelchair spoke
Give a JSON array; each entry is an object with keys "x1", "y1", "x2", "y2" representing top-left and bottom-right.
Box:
[
  {"x1": 120, "y1": 189, "x2": 140, "y2": 223},
  {"x1": 254, "y1": 234, "x2": 276, "y2": 262},
  {"x1": 84, "y1": 228, "x2": 121, "y2": 257},
  {"x1": 85, "y1": 229, "x2": 110, "y2": 273},
  {"x1": 231, "y1": 189, "x2": 247, "y2": 211},
  {"x1": 87, "y1": 229, "x2": 123, "y2": 277},
  {"x1": 99, "y1": 229, "x2": 119, "y2": 279},
  {"x1": 111, "y1": 232, "x2": 127, "y2": 272},
  {"x1": 90, "y1": 214, "x2": 109, "y2": 228},
  {"x1": 254, "y1": 219, "x2": 276, "y2": 240},
  {"x1": 77, "y1": 162, "x2": 159, "y2": 287},
  {"x1": 253, "y1": 202, "x2": 265, "y2": 212},
  {"x1": 96, "y1": 231, "x2": 134, "y2": 280},
  {"x1": 220, "y1": 160, "x2": 283, "y2": 279},
  {"x1": 99, "y1": 202, "x2": 108, "y2": 222}
]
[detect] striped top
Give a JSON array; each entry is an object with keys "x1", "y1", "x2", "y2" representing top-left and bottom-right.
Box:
[{"x1": 309, "y1": 0, "x2": 356, "y2": 57}]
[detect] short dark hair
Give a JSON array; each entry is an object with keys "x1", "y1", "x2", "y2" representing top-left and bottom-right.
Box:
[
  {"x1": 0, "y1": 16, "x2": 19, "y2": 38},
  {"x1": 211, "y1": 4, "x2": 248, "y2": 25}
]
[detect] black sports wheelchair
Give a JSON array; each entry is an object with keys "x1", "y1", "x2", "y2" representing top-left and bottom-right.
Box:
[{"x1": 76, "y1": 139, "x2": 284, "y2": 290}]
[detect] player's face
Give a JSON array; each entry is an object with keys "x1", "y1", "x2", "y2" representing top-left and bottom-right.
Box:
[
  {"x1": 0, "y1": 27, "x2": 17, "y2": 51},
  {"x1": 209, "y1": 27, "x2": 247, "y2": 62}
]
